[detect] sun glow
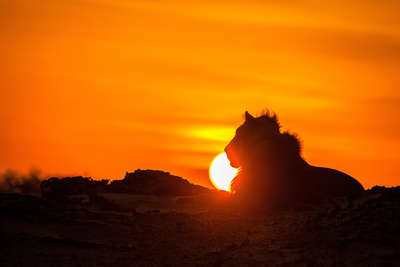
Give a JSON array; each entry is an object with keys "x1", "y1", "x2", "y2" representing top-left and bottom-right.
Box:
[{"x1": 209, "y1": 152, "x2": 238, "y2": 191}]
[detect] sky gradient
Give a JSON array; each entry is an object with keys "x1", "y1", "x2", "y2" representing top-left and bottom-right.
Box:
[{"x1": 1, "y1": 0, "x2": 399, "y2": 189}]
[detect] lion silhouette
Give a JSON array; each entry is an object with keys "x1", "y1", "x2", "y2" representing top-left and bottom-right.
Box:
[{"x1": 225, "y1": 110, "x2": 364, "y2": 209}]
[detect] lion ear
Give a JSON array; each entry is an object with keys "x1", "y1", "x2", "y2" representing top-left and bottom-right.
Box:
[{"x1": 245, "y1": 111, "x2": 256, "y2": 126}]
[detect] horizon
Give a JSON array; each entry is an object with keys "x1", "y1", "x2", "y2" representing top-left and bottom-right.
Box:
[{"x1": 1, "y1": 0, "x2": 400, "y2": 190}]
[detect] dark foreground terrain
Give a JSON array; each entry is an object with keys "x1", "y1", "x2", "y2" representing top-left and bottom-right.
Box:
[{"x1": 1, "y1": 187, "x2": 400, "y2": 266}]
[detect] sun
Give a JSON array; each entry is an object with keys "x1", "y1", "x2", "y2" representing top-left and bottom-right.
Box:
[{"x1": 209, "y1": 152, "x2": 238, "y2": 191}]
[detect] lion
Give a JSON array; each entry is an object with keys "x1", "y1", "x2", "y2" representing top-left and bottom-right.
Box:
[{"x1": 225, "y1": 110, "x2": 364, "y2": 209}]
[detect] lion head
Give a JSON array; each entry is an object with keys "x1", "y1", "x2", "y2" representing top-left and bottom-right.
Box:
[{"x1": 224, "y1": 110, "x2": 283, "y2": 168}]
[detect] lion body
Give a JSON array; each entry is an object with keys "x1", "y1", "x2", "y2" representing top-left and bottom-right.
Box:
[{"x1": 225, "y1": 111, "x2": 364, "y2": 209}]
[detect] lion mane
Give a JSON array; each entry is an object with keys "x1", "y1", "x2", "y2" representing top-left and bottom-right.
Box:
[{"x1": 225, "y1": 110, "x2": 364, "y2": 209}]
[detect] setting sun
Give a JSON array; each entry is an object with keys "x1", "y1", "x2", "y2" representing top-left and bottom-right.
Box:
[{"x1": 209, "y1": 152, "x2": 238, "y2": 191}]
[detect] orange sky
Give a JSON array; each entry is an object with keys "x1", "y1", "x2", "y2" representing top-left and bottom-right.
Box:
[{"x1": 1, "y1": 0, "x2": 399, "y2": 189}]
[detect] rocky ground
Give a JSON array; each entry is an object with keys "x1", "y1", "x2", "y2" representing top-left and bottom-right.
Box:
[{"x1": 1, "y1": 187, "x2": 400, "y2": 266}]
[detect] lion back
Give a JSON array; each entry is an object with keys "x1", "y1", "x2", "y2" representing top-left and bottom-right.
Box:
[{"x1": 304, "y1": 166, "x2": 365, "y2": 201}]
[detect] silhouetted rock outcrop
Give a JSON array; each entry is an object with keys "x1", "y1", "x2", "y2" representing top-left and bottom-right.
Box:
[
  {"x1": 38, "y1": 170, "x2": 209, "y2": 200},
  {"x1": 107, "y1": 169, "x2": 210, "y2": 196},
  {"x1": 40, "y1": 176, "x2": 109, "y2": 199}
]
